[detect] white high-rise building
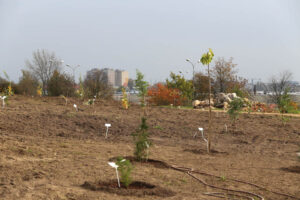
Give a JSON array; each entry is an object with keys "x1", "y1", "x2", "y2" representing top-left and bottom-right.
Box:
[
  {"x1": 115, "y1": 70, "x2": 129, "y2": 87},
  {"x1": 101, "y1": 68, "x2": 115, "y2": 86}
]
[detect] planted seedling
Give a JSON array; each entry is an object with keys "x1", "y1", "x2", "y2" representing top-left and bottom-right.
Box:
[
  {"x1": 227, "y1": 98, "x2": 244, "y2": 128},
  {"x1": 87, "y1": 96, "x2": 96, "y2": 106},
  {"x1": 200, "y1": 48, "x2": 214, "y2": 153},
  {"x1": 73, "y1": 104, "x2": 78, "y2": 112},
  {"x1": 145, "y1": 141, "x2": 150, "y2": 161},
  {"x1": 108, "y1": 162, "x2": 120, "y2": 187},
  {"x1": 132, "y1": 117, "x2": 152, "y2": 161},
  {"x1": 93, "y1": 95, "x2": 96, "y2": 106},
  {"x1": 116, "y1": 157, "x2": 133, "y2": 188},
  {"x1": 153, "y1": 125, "x2": 163, "y2": 130},
  {"x1": 224, "y1": 124, "x2": 228, "y2": 133},
  {"x1": 197, "y1": 127, "x2": 209, "y2": 152},
  {"x1": 60, "y1": 95, "x2": 68, "y2": 105},
  {"x1": 105, "y1": 123, "x2": 111, "y2": 138},
  {"x1": 121, "y1": 88, "x2": 129, "y2": 109},
  {"x1": 0, "y1": 96, "x2": 7, "y2": 108},
  {"x1": 220, "y1": 175, "x2": 226, "y2": 182}
]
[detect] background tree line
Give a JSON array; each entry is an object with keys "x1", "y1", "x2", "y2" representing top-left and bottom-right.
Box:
[
  {"x1": 0, "y1": 49, "x2": 113, "y2": 99},
  {"x1": 1, "y1": 49, "x2": 296, "y2": 108}
]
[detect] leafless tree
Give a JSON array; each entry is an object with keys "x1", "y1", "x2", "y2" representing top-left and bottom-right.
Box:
[
  {"x1": 212, "y1": 57, "x2": 237, "y2": 93},
  {"x1": 18, "y1": 70, "x2": 39, "y2": 96},
  {"x1": 269, "y1": 71, "x2": 293, "y2": 104},
  {"x1": 26, "y1": 49, "x2": 62, "y2": 94},
  {"x1": 84, "y1": 68, "x2": 113, "y2": 99},
  {"x1": 194, "y1": 72, "x2": 213, "y2": 100}
]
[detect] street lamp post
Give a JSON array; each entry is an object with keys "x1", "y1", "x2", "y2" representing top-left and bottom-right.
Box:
[
  {"x1": 186, "y1": 59, "x2": 198, "y2": 100},
  {"x1": 66, "y1": 64, "x2": 80, "y2": 83}
]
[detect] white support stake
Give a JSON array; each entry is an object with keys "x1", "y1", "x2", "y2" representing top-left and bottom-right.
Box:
[
  {"x1": 105, "y1": 123, "x2": 111, "y2": 138},
  {"x1": 0, "y1": 96, "x2": 7, "y2": 108},
  {"x1": 145, "y1": 141, "x2": 150, "y2": 161},
  {"x1": 73, "y1": 104, "x2": 78, "y2": 112},
  {"x1": 108, "y1": 162, "x2": 120, "y2": 187},
  {"x1": 198, "y1": 127, "x2": 209, "y2": 152}
]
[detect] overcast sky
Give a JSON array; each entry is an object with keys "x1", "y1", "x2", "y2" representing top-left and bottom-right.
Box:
[{"x1": 0, "y1": 0, "x2": 299, "y2": 83}]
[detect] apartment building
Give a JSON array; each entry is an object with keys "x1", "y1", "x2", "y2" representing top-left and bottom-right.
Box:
[
  {"x1": 101, "y1": 68, "x2": 129, "y2": 87},
  {"x1": 115, "y1": 69, "x2": 129, "y2": 87},
  {"x1": 101, "y1": 68, "x2": 115, "y2": 86}
]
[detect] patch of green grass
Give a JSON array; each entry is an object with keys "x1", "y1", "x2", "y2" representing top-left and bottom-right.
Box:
[
  {"x1": 153, "y1": 125, "x2": 163, "y2": 130},
  {"x1": 219, "y1": 175, "x2": 226, "y2": 182}
]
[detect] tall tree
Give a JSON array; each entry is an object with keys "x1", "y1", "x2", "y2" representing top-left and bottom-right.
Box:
[
  {"x1": 26, "y1": 49, "x2": 62, "y2": 94},
  {"x1": 166, "y1": 72, "x2": 193, "y2": 104}
]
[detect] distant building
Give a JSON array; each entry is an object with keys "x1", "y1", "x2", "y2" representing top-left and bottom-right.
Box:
[
  {"x1": 101, "y1": 68, "x2": 115, "y2": 86},
  {"x1": 115, "y1": 69, "x2": 129, "y2": 87},
  {"x1": 100, "y1": 68, "x2": 129, "y2": 87}
]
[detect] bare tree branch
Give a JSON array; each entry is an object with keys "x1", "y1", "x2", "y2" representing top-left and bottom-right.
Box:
[
  {"x1": 269, "y1": 71, "x2": 293, "y2": 104},
  {"x1": 26, "y1": 49, "x2": 62, "y2": 94}
]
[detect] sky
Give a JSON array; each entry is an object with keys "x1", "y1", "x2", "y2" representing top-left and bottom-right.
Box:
[{"x1": 0, "y1": 0, "x2": 299, "y2": 84}]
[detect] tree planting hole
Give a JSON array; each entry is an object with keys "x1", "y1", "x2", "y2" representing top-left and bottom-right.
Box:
[
  {"x1": 81, "y1": 180, "x2": 176, "y2": 197},
  {"x1": 280, "y1": 166, "x2": 300, "y2": 174},
  {"x1": 184, "y1": 149, "x2": 228, "y2": 155},
  {"x1": 109, "y1": 156, "x2": 170, "y2": 169}
]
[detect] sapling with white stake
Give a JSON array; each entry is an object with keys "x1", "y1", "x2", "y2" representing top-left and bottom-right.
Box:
[
  {"x1": 132, "y1": 117, "x2": 152, "y2": 161},
  {"x1": 0, "y1": 96, "x2": 7, "y2": 108},
  {"x1": 116, "y1": 157, "x2": 133, "y2": 188},
  {"x1": 105, "y1": 123, "x2": 111, "y2": 138},
  {"x1": 198, "y1": 127, "x2": 209, "y2": 152},
  {"x1": 93, "y1": 95, "x2": 96, "y2": 106},
  {"x1": 200, "y1": 48, "x2": 214, "y2": 153},
  {"x1": 73, "y1": 104, "x2": 78, "y2": 112},
  {"x1": 145, "y1": 141, "x2": 150, "y2": 161},
  {"x1": 108, "y1": 162, "x2": 120, "y2": 188}
]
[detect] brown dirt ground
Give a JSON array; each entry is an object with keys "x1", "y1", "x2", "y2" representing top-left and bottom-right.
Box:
[{"x1": 0, "y1": 95, "x2": 299, "y2": 200}]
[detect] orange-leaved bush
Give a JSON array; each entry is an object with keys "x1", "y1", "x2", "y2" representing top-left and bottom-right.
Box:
[{"x1": 147, "y1": 83, "x2": 183, "y2": 106}]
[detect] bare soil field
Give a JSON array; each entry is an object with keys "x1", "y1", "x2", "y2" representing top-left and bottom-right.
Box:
[{"x1": 0, "y1": 96, "x2": 299, "y2": 200}]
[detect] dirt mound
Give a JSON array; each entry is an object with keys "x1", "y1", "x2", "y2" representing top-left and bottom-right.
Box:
[{"x1": 81, "y1": 180, "x2": 175, "y2": 197}]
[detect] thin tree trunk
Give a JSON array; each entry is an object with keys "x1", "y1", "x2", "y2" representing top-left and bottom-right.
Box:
[{"x1": 208, "y1": 64, "x2": 212, "y2": 153}]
